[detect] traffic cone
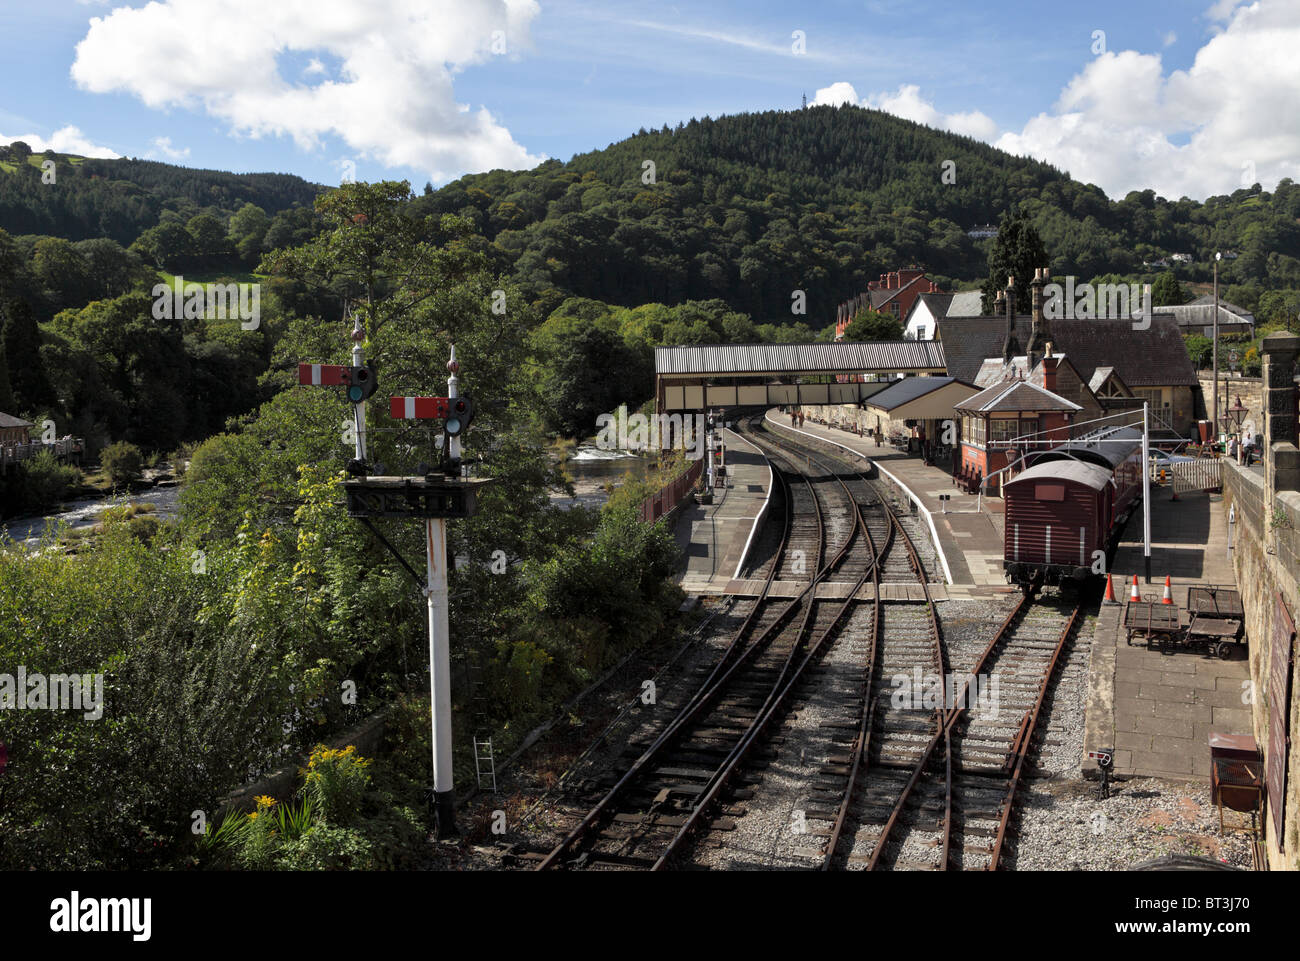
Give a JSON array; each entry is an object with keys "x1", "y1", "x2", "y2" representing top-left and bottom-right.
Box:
[
  {"x1": 1129, "y1": 575, "x2": 1140, "y2": 603},
  {"x1": 1103, "y1": 573, "x2": 1118, "y2": 605},
  {"x1": 1161, "y1": 575, "x2": 1174, "y2": 605}
]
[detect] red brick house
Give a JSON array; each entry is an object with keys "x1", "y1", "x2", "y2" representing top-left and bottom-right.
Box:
[{"x1": 835, "y1": 268, "x2": 942, "y2": 339}]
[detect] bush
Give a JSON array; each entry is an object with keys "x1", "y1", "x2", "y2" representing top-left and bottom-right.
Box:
[
  {"x1": 100, "y1": 441, "x2": 144, "y2": 487},
  {"x1": 275, "y1": 824, "x2": 375, "y2": 870},
  {"x1": 21, "y1": 450, "x2": 80, "y2": 512}
]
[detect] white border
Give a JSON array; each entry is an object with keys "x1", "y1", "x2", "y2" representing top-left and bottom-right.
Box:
[
  {"x1": 724, "y1": 427, "x2": 775, "y2": 581},
  {"x1": 762, "y1": 410, "x2": 955, "y2": 585}
]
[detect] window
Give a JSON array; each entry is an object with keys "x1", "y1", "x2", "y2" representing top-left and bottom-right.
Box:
[{"x1": 989, "y1": 418, "x2": 1020, "y2": 444}]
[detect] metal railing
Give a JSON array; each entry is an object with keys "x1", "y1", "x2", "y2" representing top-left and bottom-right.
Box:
[{"x1": 0, "y1": 438, "x2": 84, "y2": 469}]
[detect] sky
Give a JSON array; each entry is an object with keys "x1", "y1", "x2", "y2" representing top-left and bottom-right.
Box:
[{"x1": 0, "y1": 0, "x2": 1296, "y2": 200}]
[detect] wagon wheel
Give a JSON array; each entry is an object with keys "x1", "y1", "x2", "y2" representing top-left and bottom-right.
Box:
[{"x1": 1216, "y1": 641, "x2": 1233, "y2": 660}]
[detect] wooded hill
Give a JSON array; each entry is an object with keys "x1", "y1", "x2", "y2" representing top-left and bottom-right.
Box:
[
  {"x1": 413, "y1": 104, "x2": 1300, "y2": 322},
  {"x1": 0, "y1": 142, "x2": 323, "y2": 245}
]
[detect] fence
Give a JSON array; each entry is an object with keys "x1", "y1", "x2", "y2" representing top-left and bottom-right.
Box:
[
  {"x1": 637, "y1": 459, "x2": 703, "y2": 523},
  {"x1": 1171, "y1": 458, "x2": 1223, "y2": 496},
  {"x1": 0, "y1": 438, "x2": 84, "y2": 472}
]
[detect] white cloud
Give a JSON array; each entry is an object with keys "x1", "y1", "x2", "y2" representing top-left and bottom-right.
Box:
[
  {"x1": 811, "y1": 81, "x2": 860, "y2": 108},
  {"x1": 70, "y1": 0, "x2": 544, "y2": 182},
  {"x1": 812, "y1": 81, "x2": 997, "y2": 141},
  {"x1": 814, "y1": 1, "x2": 1300, "y2": 200},
  {"x1": 996, "y1": 0, "x2": 1300, "y2": 198},
  {"x1": 149, "y1": 136, "x2": 191, "y2": 160},
  {"x1": 0, "y1": 125, "x2": 118, "y2": 158}
]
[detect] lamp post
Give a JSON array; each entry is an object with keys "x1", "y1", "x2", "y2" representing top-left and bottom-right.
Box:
[{"x1": 1212, "y1": 252, "x2": 1221, "y2": 446}]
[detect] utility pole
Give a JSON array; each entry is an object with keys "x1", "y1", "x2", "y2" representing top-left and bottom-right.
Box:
[{"x1": 1212, "y1": 252, "x2": 1221, "y2": 445}]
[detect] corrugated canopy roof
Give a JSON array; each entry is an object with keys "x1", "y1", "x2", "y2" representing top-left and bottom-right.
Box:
[{"x1": 655, "y1": 341, "x2": 947, "y2": 376}]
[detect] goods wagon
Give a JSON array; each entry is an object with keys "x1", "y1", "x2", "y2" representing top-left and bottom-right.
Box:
[{"x1": 1003, "y1": 426, "x2": 1143, "y2": 588}]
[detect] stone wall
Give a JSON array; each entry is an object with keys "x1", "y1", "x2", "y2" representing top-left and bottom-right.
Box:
[
  {"x1": 1198, "y1": 373, "x2": 1264, "y2": 440},
  {"x1": 1222, "y1": 461, "x2": 1300, "y2": 870}
]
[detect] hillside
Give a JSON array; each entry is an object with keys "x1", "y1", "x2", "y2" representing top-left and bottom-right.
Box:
[
  {"x1": 413, "y1": 104, "x2": 1300, "y2": 322},
  {"x1": 0, "y1": 142, "x2": 324, "y2": 245}
]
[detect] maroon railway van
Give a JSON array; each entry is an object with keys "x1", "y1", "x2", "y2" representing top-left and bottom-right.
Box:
[{"x1": 1003, "y1": 460, "x2": 1118, "y2": 588}]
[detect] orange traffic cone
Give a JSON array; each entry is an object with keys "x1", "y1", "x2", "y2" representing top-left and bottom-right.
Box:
[
  {"x1": 1129, "y1": 575, "x2": 1140, "y2": 603},
  {"x1": 1103, "y1": 573, "x2": 1117, "y2": 605},
  {"x1": 1161, "y1": 575, "x2": 1174, "y2": 605}
]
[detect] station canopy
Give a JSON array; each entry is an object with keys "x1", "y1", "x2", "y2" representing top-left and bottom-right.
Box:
[
  {"x1": 862, "y1": 375, "x2": 980, "y2": 421},
  {"x1": 655, "y1": 341, "x2": 947, "y2": 378}
]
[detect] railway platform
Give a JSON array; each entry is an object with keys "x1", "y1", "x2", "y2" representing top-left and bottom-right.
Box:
[
  {"x1": 673, "y1": 426, "x2": 771, "y2": 595},
  {"x1": 1085, "y1": 488, "x2": 1249, "y2": 783},
  {"x1": 760, "y1": 410, "x2": 1013, "y2": 595}
]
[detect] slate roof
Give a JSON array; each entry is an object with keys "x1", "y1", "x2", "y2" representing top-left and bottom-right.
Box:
[
  {"x1": 937, "y1": 314, "x2": 1197, "y2": 388},
  {"x1": 946, "y1": 291, "x2": 984, "y2": 317},
  {"x1": 0, "y1": 412, "x2": 34, "y2": 429},
  {"x1": 863, "y1": 375, "x2": 966, "y2": 411},
  {"x1": 954, "y1": 378, "x2": 1081, "y2": 414}
]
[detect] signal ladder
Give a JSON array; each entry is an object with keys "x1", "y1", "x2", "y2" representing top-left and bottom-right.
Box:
[{"x1": 465, "y1": 654, "x2": 497, "y2": 793}]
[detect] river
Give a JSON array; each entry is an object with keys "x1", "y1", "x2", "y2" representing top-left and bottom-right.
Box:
[
  {"x1": 2, "y1": 483, "x2": 181, "y2": 547},
  {"x1": 3, "y1": 447, "x2": 646, "y2": 546}
]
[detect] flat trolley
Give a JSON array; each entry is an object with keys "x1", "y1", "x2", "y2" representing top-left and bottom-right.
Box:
[{"x1": 1184, "y1": 587, "x2": 1245, "y2": 659}]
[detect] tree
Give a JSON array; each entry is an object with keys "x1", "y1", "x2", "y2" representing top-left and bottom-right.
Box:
[
  {"x1": 1183, "y1": 334, "x2": 1212, "y2": 369},
  {"x1": 1151, "y1": 271, "x2": 1187, "y2": 307},
  {"x1": 981, "y1": 210, "x2": 1048, "y2": 315},
  {"x1": 100, "y1": 441, "x2": 144, "y2": 486},
  {"x1": 1, "y1": 299, "x2": 55, "y2": 411},
  {"x1": 228, "y1": 203, "x2": 271, "y2": 266},
  {"x1": 842, "y1": 307, "x2": 902, "y2": 341}
]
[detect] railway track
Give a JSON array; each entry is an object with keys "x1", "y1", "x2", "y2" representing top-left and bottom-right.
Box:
[
  {"x1": 530, "y1": 412, "x2": 1072, "y2": 871},
  {"x1": 825, "y1": 589, "x2": 1081, "y2": 870},
  {"x1": 534, "y1": 415, "x2": 911, "y2": 870}
]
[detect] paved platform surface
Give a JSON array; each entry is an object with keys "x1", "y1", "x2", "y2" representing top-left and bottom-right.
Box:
[
  {"x1": 762, "y1": 410, "x2": 1014, "y2": 592},
  {"x1": 1085, "y1": 488, "x2": 1250, "y2": 782},
  {"x1": 674, "y1": 428, "x2": 770, "y2": 595}
]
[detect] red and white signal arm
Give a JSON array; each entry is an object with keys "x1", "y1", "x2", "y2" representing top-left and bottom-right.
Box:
[
  {"x1": 1088, "y1": 750, "x2": 1113, "y2": 763},
  {"x1": 299, "y1": 363, "x2": 348, "y2": 386},
  {"x1": 391, "y1": 396, "x2": 450, "y2": 420}
]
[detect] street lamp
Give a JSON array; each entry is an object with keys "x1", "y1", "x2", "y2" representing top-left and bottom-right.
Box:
[{"x1": 1212, "y1": 252, "x2": 1221, "y2": 446}]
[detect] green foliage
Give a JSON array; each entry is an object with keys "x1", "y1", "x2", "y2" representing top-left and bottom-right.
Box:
[
  {"x1": 21, "y1": 449, "x2": 80, "y2": 511},
  {"x1": 100, "y1": 440, "x2": 144, "y2": 486},
  {"x1": 1151, "y1": 271, "x2": 1187, "y2": 307},
  {"x1": 842, "y1": 307, "x2": 902, "y2": 341},
  {"x1": 301, "y1": 745, "x2": 372, "y2": 826},
  {"x1": 981, "y1": 209, "x2": 1049, "y2": 314},
  {"x1": 1183, "y1": 334, "x2": 1212, "y2": 369}
]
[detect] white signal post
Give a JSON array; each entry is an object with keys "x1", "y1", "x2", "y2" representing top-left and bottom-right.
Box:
[
  {"x1": 1142, "y1": 401, "x2": 1151, "y2": 584},
  {"x1": 427, "y1": 345, "x2": 460, "y2": 836},
  {"x1": 350, "y1": 316, "x2": 368, "y2": 463}
]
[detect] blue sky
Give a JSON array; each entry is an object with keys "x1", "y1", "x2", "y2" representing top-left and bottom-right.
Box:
[{"x1": 1, "y1": 1, "x2": 1296, "y2": 199}]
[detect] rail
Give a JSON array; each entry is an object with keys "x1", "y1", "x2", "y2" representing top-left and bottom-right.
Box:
[{"x1": 636, "y1": 459, "x2": 703, "y2": 523}]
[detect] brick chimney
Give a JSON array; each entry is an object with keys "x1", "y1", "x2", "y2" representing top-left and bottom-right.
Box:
[
  {"x1": 1041, "y1": 345, "x2": 1058, "y2": 392},
  {"x1": 1026, "y1": 267, "x2": 1048, "y2": 372}
]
